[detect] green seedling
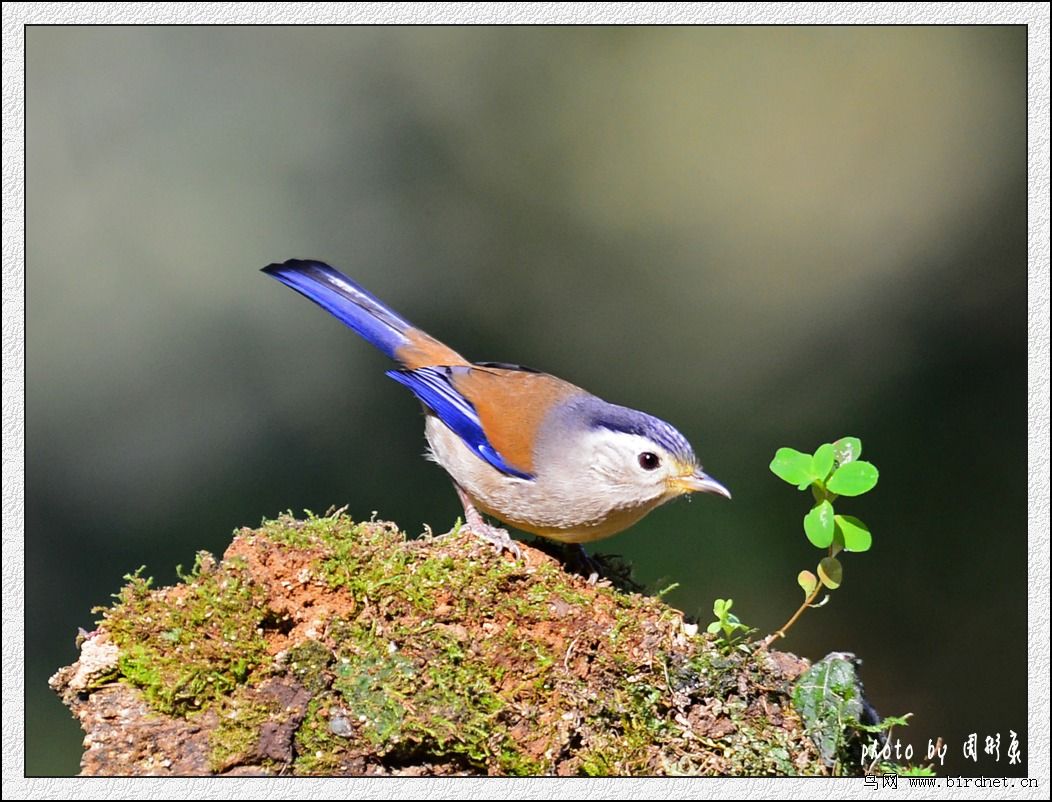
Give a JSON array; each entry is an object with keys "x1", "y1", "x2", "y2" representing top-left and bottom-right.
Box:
[
  {"x1": 706, "y1": 598, "x2": 751, "y2": 649},
  {"x1": 765, "y1": 436, "x2": 878, "y2": 645}
]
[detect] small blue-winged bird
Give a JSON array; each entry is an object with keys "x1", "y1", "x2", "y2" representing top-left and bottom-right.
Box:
[{"x1": 262, "y1": 259, "x2": 730, "y2": 558}]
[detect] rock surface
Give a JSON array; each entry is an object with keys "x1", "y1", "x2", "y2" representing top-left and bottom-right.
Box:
[{"x1": 51, "y1": 513, "x2": 836, "y2": 776}]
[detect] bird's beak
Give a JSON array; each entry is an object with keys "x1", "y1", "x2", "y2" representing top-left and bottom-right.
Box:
[{"x1": 671, "y1": 469, "x2": 732, "y2": 499}]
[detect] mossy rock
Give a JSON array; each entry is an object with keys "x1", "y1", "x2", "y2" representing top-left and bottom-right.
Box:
[{"x1": 51, "y1": 512, "x2": 871, "y2": 776}]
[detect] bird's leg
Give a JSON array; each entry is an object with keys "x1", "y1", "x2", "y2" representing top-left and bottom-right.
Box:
[
  {"x1": 570, "y1": 544, "x2": 602, "y2": 584},
  {"x1": 453, "y1": 484, "x2": 522, "y2": 560}
]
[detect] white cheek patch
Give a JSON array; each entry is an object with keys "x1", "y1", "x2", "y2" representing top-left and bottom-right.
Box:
[{"x1": 583, "y1": 430, "x2": 671, "y2": 480}]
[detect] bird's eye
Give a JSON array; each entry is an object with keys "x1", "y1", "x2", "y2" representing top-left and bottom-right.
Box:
[{"x1": 638, "y1": 452, "x2": 661, "y2": 471}]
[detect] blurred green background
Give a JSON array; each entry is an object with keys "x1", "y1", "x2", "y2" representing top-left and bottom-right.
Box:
[{"x1": 26, "y1": 26, "x2": 1027, "y2": 776}]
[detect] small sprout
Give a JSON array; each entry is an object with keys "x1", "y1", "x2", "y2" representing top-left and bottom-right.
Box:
[
  {"x1": 706, "y1": 598, "x2": 751, "y2": 647},
  {"x1": 764, "y1": 437, "x2": 879, "y2": 645},
  {"x1": 654, "y1": 582, "x2": 681, "y2": 600}
]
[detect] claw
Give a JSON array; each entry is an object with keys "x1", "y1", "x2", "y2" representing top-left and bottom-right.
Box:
[
  {"x1": 453, "y1": 484, "x2": 522, "y2": 560},
  {"x1": 467, "y1": 522, "x2": 522, "y2": 560},
  {"x1": 571, "y1": 543, "x2": 604, "y2": 582}
]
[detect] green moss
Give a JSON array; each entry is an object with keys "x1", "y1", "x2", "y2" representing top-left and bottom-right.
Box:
[
  {"x1": 577, "y1": 683, "x2": 673, "y2": 775},
  {"x1": 287, "y1": 639, "x2": 335, "y2": 694},
  {"x1": 208, "y1": 692, "x2": 276, "y2": 773},
  {"x1": 321, "y1": 607, "x2": 545, "y2": 773},
  {"x1": 293, "y1": 694, "x2": 354, "y2": 775},
  {"x1": 86, "y1": 511, "x2": 839, "y2": 776},
  {"x1": 715, "y1": 697, "x2": 821, "y2": 776},
  {"x1": 257, "y1": 512, "x2": 410, "y2": 594},
  {"x1": 98, "y1": 556, "x2": 269, "y2": 716}
]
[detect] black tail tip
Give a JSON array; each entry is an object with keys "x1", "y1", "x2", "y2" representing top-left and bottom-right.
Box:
[{"x1": 262, "y1": 258, "x2": 330, "y2": 276}]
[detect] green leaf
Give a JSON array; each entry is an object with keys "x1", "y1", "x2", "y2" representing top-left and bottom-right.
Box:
[
  {"x1": 827, "y1": 460, "x2": 879, "y2": 496},
  {"x1": 833, "y1": 436, "x2": 862, "y2": 465},
  {"x1": 792, "y1": 654, "x2": 865, "y2": 766},
  {"x1": 770, "y1": 447, "x2": 814, "y2": 487},
  {"x1": 830, "y1": 526, "x2": 844, "y2": 556},
  {"x1": 706, "y1": 621, "x2": 721, "y2": 634},
  {"x1": 812, "y1": 443, "x2": 835, "y2": 483},
  {"x1": 797, "y1": 570, "x2": 818, "y2": 596},
  {"x1": 835, "y1": 514, "x2": 872, "y2": 552},
  {"x1": 803, "y1": 501, "x2": 835, "y2": 548},
  {"x1": 713, "y1": 598, "x2": 727, "y2": 616},
  {"x1": 818, "y1": 557, "x2": 842, "y2": 589}
]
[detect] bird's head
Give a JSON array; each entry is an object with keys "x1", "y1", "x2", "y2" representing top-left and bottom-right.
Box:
[{"x1": 545, "y1": 397, "x2": 730, "y2": 512}]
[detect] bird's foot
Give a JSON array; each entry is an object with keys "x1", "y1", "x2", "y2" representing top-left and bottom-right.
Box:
[
  {"x1": 451, "y1": 484, "x2": 522, "y2": 560},
  {"x1": 570, "y1": 544, "x2": 602, "y2": 584},
  {"x1": 462, "y1": 519, "x2": 522, "y2": 560},
  {"x1": 430, "y1": 519, "x2": 521, "y2": 559}
]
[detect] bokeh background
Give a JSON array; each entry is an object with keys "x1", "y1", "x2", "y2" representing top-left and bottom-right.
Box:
[{"x1": 26, "y1": 26, "x2": 1027, "y2": 776}]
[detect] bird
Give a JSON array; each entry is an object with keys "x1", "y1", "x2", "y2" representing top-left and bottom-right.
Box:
[{"x1": 262, "y1": 259, "x2": 730, "y2": 559}]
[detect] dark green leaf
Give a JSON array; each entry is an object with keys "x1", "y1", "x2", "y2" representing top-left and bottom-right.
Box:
[
  {"x1": 770, "y1": 447, "x2": 814, "y2": 487},
  {"x1": 835, "y1": 515, "x2": 872, "y2": 552},
  {"x1": 792, "y1": 654, "x2": 865, "y2": 766},
  {"x1": 830, "y1": 523, "x2": 844, "y2": 555},
  {"x1": 827, "y1": 460, "x2": 879, "y2": 496},
  {"x1": 804, "y1": 501, "x2": 835, "y2": 548},
  {"x1": 818, "y1": 556, "x2": 842, "y2": 589}
]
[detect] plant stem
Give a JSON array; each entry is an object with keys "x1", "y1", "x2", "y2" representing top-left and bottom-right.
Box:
[{"x1": 762, "y1": 582, "x2": 823, "y2": 648}]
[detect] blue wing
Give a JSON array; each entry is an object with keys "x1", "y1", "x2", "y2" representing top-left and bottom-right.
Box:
[{"x1": 387, "y1": 366, "x2": 534, "y2": 480}]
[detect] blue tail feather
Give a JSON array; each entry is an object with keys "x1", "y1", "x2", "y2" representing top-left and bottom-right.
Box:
[
  {"x1": 262, "y1": 259, "x2": 412, "y2": 360},
  {"x1": 265, "y1": 259, "x2": 534, "y2": 481}
]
